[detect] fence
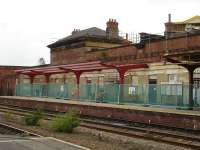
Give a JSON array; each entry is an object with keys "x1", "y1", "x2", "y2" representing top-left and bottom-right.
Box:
[{"x1": 16, "y1": 83, "x2": 200, "y2": 108}]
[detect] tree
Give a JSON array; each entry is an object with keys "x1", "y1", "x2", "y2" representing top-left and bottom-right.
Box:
[{"x1": 38, "y1": 58, "x2": 46, "y2": 65}]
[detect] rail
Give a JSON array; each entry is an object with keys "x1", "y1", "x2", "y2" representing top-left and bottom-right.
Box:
[{"x1": 0, "y1": 104, "x2": 200, "y2": 149}]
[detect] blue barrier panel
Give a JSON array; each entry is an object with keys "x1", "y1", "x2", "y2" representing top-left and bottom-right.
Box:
[{"x1": 15, "y1": 83, "x2": 197, "y2": 109}]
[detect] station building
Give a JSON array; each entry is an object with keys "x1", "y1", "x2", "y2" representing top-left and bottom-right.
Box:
[
  {"x1": 16, "y1": 15, "x2": 200, "y2": 108},
  {"x1": 0, "y1": 66, "x2": 23, "y2": 96}
]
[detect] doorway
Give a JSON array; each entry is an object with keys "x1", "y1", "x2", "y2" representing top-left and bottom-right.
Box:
[{"x1": 149, "y1": 79, "x2": 157, "y2": 104}]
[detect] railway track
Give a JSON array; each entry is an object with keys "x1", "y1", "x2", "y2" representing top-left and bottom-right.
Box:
[
  {"x1": 0, "y1": 104, "x2": 200, "y2": 149},
  {"x1": 0, "y1": 122, "x2": 39, "y2": 136}
]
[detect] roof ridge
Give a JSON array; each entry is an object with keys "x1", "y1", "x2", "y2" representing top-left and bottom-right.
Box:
[
  {"x1": 48, "y1": 27, "x2": 107, "y2": 47},
  {"x1": 77, "y1": 26, "x2": 104, "y2": 32}
]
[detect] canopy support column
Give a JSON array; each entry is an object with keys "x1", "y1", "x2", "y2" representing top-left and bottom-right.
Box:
[
  {"x1": 181, "y1": 64, "x2": 200, "y2": 109},
  {"x1": 101, "y1": 63, "x2": 148, "y2": 104},
  {"x1": 44, "y1": 74, "x2": 50, "y2": 83},
  {"x1": 15, "y1": 61, "x2": 148, "y2": 101},
  {"x1": 183, "y1": 65, "x2": 198, "y2": 109},
  {"x1": 15, "y1": 74, "x2": 20, "y2": 96},
  {"x1": 30, "y1": 75, "x2": 35, "y2": 84},
  {"x1": 165, "y1": 58, "x2": 200, "y2": 109},
  {"x1": 118, "y1": 68, "x2": 127, "y2": 85},
  {"x1": 74, "y1": 71, "x2": 82, "y2": 99},
  {"x1": 188, "y1": 68, "x2": 194, "y2": 108},
  {"x1": 29, "y1": 75, "x2": 35, "y2": 96},
  {"x1": 44, "y1": 74, "x2": 51, "y2": 97},
  {"x1": 117, "y1": 68, "x2": 127, "y2": 103}
]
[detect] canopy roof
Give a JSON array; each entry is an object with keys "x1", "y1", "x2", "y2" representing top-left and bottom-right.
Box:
[{"x1": 15, "y1": 61, "x2": 148, "y2": 76}]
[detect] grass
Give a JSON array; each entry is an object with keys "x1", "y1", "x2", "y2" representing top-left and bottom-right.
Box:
[{"x1": 4, "y1": 111, "x2": 14, "y2": 122}]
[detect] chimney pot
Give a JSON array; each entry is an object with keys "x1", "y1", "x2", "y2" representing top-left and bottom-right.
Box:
[
  {"x1": 168, "y1": 13, "x2": 171, "y2": 22},
  {"x1": 72, "y1": 28, "x2": 80, "y2": 35},
  {"x1": 126, "y1": 33, "x2": 128, "y2": 40},
  {"x1": 106, "y1": 18, "x2": 119, "y2": 38}
]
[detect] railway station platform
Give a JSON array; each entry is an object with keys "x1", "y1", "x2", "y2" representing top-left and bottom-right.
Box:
[
  {"x1": 0, "y1": 96, "x2": 200, "y2": 131},
  {"x1": 0, "y1": 135, "x2": 90, "y2": 150}
]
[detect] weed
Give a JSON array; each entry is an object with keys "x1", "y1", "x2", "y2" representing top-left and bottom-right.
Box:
[
  {"x1": 51, "y1": 109, "x2": 80, "y2": 133},
  {"x1": 24, "y1": 109, "x2": 43, "y2": 126}
]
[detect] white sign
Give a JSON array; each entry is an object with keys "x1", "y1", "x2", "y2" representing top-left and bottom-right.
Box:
[
  {"x1": 60, "y1": 85, "x2": 64, "y2": 92},
  {"x1": 129, "y1": 87, "x2": 136, "y2": 95}
]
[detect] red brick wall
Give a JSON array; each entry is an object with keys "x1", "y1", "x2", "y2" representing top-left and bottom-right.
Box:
[
  {"x1": 0, "y1": 66, "x2": 22, "y2": 96},
  {"x1": 51, "y1": 47, "x2": 90, "y2": 65},
  {"x1": 50, "y1": 34, "x2": 200, "y2": 65},
  {"x1": 1, "y1": 97, "x2": 200, "y2": 130},
  {"x1": 86, "y1": 45, "x2": 138, "y2": 64},
  {"x1": 86, "y1": 34, "x2": 200, "y2": 64},
  {"x1": 165, "y1": 23, "x2": 185, "y2": 32}
]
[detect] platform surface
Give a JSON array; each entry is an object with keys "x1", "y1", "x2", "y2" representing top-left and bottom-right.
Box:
[
  {"x1": 1, "y1": 96, "x2": 200, "y2": 116},
  {"x1": 0, "y1": 135, "x2": 90, "y2": 150}
]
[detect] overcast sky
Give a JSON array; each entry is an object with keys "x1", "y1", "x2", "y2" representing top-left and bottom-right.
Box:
[{"x1": 0, "y1": 0, "x2": 199, "y2": 66}]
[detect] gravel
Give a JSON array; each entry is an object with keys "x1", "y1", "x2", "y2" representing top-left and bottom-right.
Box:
[{"x1": 0, "y1": 113, "x2": 192, "y2": 150}]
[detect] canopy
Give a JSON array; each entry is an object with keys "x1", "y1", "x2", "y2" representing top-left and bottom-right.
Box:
[{"x1": 15, "y1": 61, "x2": 148, "y2": 84}]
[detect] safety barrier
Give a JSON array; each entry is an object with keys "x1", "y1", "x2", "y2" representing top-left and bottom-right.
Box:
[{"x1": 16, "y1": 83, "x2": 200, "y2": 108}]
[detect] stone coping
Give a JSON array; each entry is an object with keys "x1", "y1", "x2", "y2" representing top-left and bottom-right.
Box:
[{"x1": 0, "y1": 96, "x2": 199, "y2": 117}]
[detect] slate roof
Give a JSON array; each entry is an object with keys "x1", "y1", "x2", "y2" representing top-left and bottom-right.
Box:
[
  {"x1": 47, "y1": 27, "x2": 123, "y2": 48},
  {"x1": 60, "y1": 27, "x2": 106, "y2": 41}
]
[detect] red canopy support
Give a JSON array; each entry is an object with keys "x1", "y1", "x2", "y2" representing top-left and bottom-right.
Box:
[
  {"x1": 16, "y1": 62, "x2": 148, "y2": 84},
  {"x1": 100, "y1": 63, "x2": 148, "y2": 103},
  {"x1": 101, "y1": 63, "x2": 148, "y2": 84},
  {"x1": 15, "y1": 61, "x2": 148, "y2": 100},
  {"x1": 118, "y1": 68, "x2": 127, "y2": 84},
  {"x1": 29, "y1": 75, "x2": 35, "y2": 84},
  {"x1": 74, "y1": 71, "x2": 82, "y2": 85},
  {"x1": 28, "y1": 74, "x2": 35, "y2": 96},
  {"x1": 74, "y1": 71, "x2": 82, "y2": 99},
  {"x1": 44, "y1": 74, "x2": 51, "y2": 83}
]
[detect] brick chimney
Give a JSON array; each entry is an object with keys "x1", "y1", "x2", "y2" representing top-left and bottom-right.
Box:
[
  {"x1": 106, "y1": 18, "x2": 119, "y2": 38},
  {"x1": 164, "y1": 14, "x2": 176, "y2": 36}
]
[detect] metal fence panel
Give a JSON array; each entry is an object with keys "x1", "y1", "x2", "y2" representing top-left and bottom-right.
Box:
[{"x1": 15, "y1": 83, "x2": 195, "y2": 108}]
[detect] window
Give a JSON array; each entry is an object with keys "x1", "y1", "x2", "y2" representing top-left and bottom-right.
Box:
[{"x1": 168, "y1": 74, "x2": 178, "y2": 83}]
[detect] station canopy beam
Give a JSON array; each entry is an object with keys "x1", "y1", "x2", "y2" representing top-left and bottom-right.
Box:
[
  {"x1": 15, "y1": 61, "x2": 148, "y2": 85},
  {"x1": 164, "y1": 46, "x2": 200, "y2": 109}
]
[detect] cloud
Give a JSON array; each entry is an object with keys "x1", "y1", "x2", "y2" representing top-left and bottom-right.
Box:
[{"x1": 0, "y1": 0, "x2": 199, "y2": 66}]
